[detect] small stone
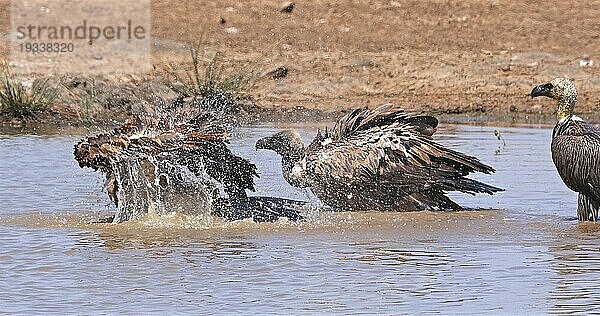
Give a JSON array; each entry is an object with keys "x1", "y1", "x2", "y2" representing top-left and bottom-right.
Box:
[
  {"x1": 280, "y1": 2, "x2": 294, "y2": 13},
  {"x1": 225, "y1": 27, "x2": 238, "y2": 34},
  {"x1": 266, "y1": 66, "x2": 288, "y2": 80},
  {"x1": 339, "y1": 26, "x2": 351, "y2": 33},
  {"x1": 579, "y1": 58, "x2": 593, "y2": 67}
]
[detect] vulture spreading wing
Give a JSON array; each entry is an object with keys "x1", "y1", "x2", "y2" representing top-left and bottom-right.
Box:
[
  {"x1": 257, "y1": 104, "x2": 502, "y2": 211},
  {"x1": 75, "y1": 109, "x2": 303, "y2": 223}
]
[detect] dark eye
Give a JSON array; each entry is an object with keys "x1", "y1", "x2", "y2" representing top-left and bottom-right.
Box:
[{"x1": 543, "y1": 83, "x2": 554, "y2": 90}]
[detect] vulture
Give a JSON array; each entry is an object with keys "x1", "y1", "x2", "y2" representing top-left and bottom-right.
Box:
[
  {"x1": 531, "y1": 77, "x2": 600, "y2": 221},
  {"x1": 256, "y1": 104, "x2": 503, "y2": 211},
  {"x1": 74, "y1": 110, "x2": 304, "y2": 223}
]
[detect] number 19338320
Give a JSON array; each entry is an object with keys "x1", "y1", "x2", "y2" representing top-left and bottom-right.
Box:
[{"x1": 19, "y1": 42, "x2": 75, "y2": 53}]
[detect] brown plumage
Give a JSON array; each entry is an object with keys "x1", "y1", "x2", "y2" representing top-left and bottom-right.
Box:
[
  {"x1": 531, "y1": 77, "x2": 600, "y2": 221},
  {"x1": 256, "y1": 104, "x2": 502, "y2": 211},
  {"x1": 74, "y1": 113, "x2": 260, "y2": 222}
]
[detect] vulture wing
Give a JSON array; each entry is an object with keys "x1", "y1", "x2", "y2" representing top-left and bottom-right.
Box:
[
  {"x1": 297, "y1": 104, "x2": 500, "y2": 195},
  {"x1": 551, "y1": 121, "x2": 600, "y2": 202}
]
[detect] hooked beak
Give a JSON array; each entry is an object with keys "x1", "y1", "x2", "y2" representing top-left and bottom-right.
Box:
[
  {"x1": 530, "y1": 83, "x2": 554, "y2": 99},
  {"x1": 255, "y1": 137, "x2": 269, "y2": 151}
]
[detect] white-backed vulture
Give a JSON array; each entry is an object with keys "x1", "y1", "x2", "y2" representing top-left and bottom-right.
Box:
[
  {"x1": 256, "y1": 104, "x2": 503, "y2": 211},
  {"x1": 531, "y1": 77, "x2": 600, "y2": 221}
]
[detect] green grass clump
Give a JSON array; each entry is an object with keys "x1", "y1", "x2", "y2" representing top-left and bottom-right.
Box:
[
  {"x1": 167, "y1": 41, "x2": 260, "y2": 100},
  {"x1": 0, "y1": 65, "x2": 59, "y2": 119}
]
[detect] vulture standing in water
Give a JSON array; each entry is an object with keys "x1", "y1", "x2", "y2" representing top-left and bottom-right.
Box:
[
  {"x1": 256, "y1": 104, "x2": 503, "y2": 211},
  {"x1": 531, "y1": 78, "x2": 600, "y2": 221},
  {"x1": 74, "y1": 111, "x2": 304, "y2": 223}
]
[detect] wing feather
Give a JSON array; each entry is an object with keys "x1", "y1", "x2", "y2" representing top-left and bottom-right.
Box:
[
  {"x1": 297, "y1": 105, "x2": 499, "y2": 196},
  {"x1": 552, "y1": 121, "x2": 600, "y2": 201}
]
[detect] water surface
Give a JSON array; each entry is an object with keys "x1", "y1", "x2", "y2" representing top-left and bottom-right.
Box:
[{"x1": 1, "y1": 123, "x2": 599, "y2": 314}]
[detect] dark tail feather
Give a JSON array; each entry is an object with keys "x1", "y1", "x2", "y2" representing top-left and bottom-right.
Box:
[
  {"x1": 439, "y1": 178, "x2": 504, "y2": 195},
  {"x1": 417, "y1": 180, "x2": 502, "y2": 211},
  {"x1": 433, "y1": 144, "x2": 497, "y2": 175},
  {"x1": 431, "y1": 192, "x2": 463, "y2": 211},
  {"x1": 410, "y1": 191, "x2": 463, "y2": 211},
  {"x1": 211, "y1": 196, "x2": 306, "y2": 222},
  {"x1": 577, "y1": 194, "x2": 599, "y2": 222}
]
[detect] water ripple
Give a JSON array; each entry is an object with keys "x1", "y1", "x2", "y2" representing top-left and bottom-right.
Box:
[{"x1": 1, "y1": 125, "x2": 599, "y2": 314}]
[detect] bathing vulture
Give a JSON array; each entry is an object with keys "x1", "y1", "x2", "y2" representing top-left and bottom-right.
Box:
[
  {"x1": 74, "y1": 110, "x2": 304, "y2": 223},
  {"x1": 531, "y1": 77, "x2": 600, "y2": 221},
  {"x1": 256, "y1": 104, "x2": 502, "y2": 211}
]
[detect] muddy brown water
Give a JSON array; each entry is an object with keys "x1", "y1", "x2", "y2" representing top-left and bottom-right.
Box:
[{"x1": 1, "y1": 123, "x2": 599, "y2": 314}]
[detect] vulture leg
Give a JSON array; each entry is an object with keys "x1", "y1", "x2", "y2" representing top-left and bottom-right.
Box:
[{"x1": 577, "y1": 194, "x2": 600, "y2": 222}]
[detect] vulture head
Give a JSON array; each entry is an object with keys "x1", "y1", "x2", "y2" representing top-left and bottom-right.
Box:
[
  {"x1": 255, "y1": 130, "x2": 305, "y2": 160},
  {"x1": 531, "y1": 77, "x2": 578, "y2": 120}
]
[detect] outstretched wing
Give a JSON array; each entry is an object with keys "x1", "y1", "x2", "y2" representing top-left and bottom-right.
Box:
[
  {"x1": 298, "y1": 105, "x2": 500, "y2": 195},
  {"x1": 552, "y1": 120, "x2": 600, "y2": 202},
  {"x1": 305, "y1": 104, "x2": 436, "y2": 153},
  {"x1": 332, "y1": 103, "x2": 439, "y2": 139}
]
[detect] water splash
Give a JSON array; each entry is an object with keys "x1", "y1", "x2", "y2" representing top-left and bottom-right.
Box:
[{"x1": 110, "y1": 153, "x2": 221, "y2": 223}]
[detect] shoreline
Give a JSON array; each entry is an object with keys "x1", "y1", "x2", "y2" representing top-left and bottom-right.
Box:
[{"x1": 0, "y1": 108, "x2": 568, "y2": 136}]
